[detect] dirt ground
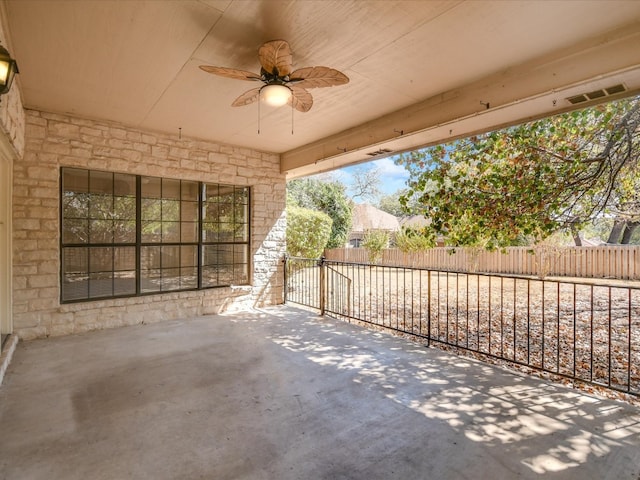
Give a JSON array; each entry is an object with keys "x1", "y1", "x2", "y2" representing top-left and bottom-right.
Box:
[{"x1": 289, "y1": 264, "x2": 640, "y2": 402}]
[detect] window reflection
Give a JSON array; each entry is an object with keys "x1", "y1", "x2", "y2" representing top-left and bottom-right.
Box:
[{"x1": 61, "y1": 168, "x2": 250, "y2": 302}]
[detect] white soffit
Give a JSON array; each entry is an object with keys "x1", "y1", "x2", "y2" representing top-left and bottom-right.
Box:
[{"x1": 3, "y1": 0, "x2": 640, "y2": 177}]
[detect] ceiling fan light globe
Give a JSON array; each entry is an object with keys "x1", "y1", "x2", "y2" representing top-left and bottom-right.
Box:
[{"x1": 262, "y1": 84, "x2": 291, "y2": 107}]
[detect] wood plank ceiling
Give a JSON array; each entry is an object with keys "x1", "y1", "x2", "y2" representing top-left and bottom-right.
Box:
[{"x1": 5, "y1": 0, "x2": 640, "y2": 178}]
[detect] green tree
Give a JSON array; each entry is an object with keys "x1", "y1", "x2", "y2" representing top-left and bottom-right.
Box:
[
  {"x1": 287, "y1": 178, "x2": 353, "y2": 248},
  {"x1": 377, "y1": 193, "x2": 404, "y2": 217},
  {"x1": 394, "y1": 226, "x2": 435, "y2": 252},
  {"x1": 397, "y1": 97, "x2": 640, "y2": 249},
  {"x1": 361, "y1": 229, "x2": 389, "y2": 264},
  {"x1": 377, "y1": 188, "x2": 420, "y2": 217},
  {"x1": 286, "y1": 205, "x2": 333, "y2": 258}
]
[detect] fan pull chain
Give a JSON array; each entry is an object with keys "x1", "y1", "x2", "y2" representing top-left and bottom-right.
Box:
[
  {"x1": 257, "y1": 97, "x2": 261, "y2": 134},
  {"x1": 291, "y1": 101, "x2": 294, "y2": 135}
]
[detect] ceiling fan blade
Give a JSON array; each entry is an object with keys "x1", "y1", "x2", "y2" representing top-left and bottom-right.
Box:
[
  {"x1": 231, "y1": 87, "x2": 261, "y2": 107},
  {"x1": 289, "y1": 86, "x2": 313, "y2": 113},
  {"x1": 289, "y1": 66, "x2": 350, "y2": 89},
  {"x1": 258, "y1": 40, "x2": 292, "y2": 77},
  {"x1": 199, "y1": 65, "x2": 262, "y2": 81}
]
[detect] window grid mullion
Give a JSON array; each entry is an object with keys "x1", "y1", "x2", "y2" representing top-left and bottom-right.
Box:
[
  {"x1": 136, "y1": 175, "x2": 141, "y2": 296},
  {"x1": 61, "y1": 168, "x2": 250, "y2": 303}
]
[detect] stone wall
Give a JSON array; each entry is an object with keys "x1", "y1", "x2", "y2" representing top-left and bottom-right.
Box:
[
  {"x1": 13, "y1": 109, "x2": 286, "y2": 340},
  {"x1": 0, "y1": 5, "x2": 25, "y2": 157}
]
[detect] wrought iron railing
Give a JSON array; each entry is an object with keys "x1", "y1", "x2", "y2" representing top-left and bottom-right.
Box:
[
  {"x1": 283, "y1": 256, "x2": 321, "y2": 310},
  {"x1": 284, "y1": 256, "x2": 640, "y2": 398}
]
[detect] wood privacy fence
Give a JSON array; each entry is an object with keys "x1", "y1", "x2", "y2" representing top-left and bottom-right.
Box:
[{"x1": 324, "y1": 246, "x2": 640, "y2": 280}]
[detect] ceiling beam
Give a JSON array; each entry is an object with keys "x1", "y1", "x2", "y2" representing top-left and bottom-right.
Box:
[{"x1": 282, "y1": 22, "x2": 640, "y2": 179}]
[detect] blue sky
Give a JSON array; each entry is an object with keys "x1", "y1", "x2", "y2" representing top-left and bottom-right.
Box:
[{"x1": 321, "y1": 156, "x2": 411, "y2": 200}]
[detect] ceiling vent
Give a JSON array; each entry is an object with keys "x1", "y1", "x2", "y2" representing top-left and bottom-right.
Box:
[
  {"x1": 566, "y1": 83, "x2": 627, "y2": 105},
  {"x1": 367, "y1": 148, "x2": 393, "y2": 157}
]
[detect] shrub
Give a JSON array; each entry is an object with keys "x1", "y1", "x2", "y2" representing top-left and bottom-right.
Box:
[
  {"x1": 362, "y1": 229, "x2": 390, "y2": 264},
  {"x1": 287, "y1": 178, "x2": 353, "y2": 249},
  {"x1": 394, "y1": 226, "x2": 435, "y2": 253},
  {"x1": 286, "y1": 205, "x2": 332, "y2": 258}
]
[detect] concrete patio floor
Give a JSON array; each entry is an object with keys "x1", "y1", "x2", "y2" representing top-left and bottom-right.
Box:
[{"x1": 1, "y1": 305, "x2": 639, "y2": 480}]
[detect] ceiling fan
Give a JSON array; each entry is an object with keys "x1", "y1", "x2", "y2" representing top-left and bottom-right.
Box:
[{"x1": 199, "y1": 40, "x2": 349, "y2": 113}]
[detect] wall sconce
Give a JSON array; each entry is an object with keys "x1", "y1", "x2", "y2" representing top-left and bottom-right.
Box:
[{"x1": 0, "y1": 44, "x2": 19, "y2": 96}]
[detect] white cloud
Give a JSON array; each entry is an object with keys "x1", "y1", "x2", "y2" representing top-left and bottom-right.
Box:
[
  {"x1": 373, "y1": 157, "x2": 408, "y2": 178},
  {"x1": 371, "y1": 158, "x2": 409, "y2": 195}
]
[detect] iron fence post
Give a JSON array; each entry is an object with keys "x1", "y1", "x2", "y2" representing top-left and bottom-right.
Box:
[
  {"x1": 427, "y1": 270, "x2": 431, "y2": 347},
  {"x1": 283, "y1": 254, "x2": 288, "y2": 303},
  {"x1": 284, "y1": 255, "x2": 639, "y2": 398},
  {"x1": 319, "y1": 256, "x2": 326, "y2": 316}
]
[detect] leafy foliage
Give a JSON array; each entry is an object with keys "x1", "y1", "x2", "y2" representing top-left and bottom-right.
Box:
[
  {"x1": 361, "y1": 229, "x2": 390, "y2": 264},
  {"x1": 377, "y1": 189, "x2": 420, "y2": 217},
  {"x1": 377, "y1": 193, "x2": 404, "y2": 217},
  {"x1": 288, "y1": 178, "x2": 353, "y2": 248},
  {"x1": 286, "y1": 205, "x2": 332, "y2": 258},
  {"x1": 394, "y1": 227, "x2": 436, "y2": 252},
  {"x1": 605, "y1": 159, "x2": 640, "y2": 244},
  {"x1": 62, "y1": 192, "x2": 137, "y2": 244},
  {"x1": 397, "y1": 97, "x2": 640, "y2": 248}
]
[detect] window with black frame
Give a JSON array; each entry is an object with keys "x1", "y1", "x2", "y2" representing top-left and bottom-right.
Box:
[
  {"x1": 61, "y1": 168, "x2": 137, "y2": 301},
  {"x1": 140, "y1": 177, "x2": 199, "y2": 293},
  {"x1": 202, "y1": 183, "x2": 250, "y2": 287},
  {"x1": 60, "y1": 167, "x2": 250, "y2": 303}
]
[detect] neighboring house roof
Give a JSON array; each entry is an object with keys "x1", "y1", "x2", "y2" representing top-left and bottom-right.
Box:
[{"x1": 351, "y1": 204, "x2": 400, "y2": 234}]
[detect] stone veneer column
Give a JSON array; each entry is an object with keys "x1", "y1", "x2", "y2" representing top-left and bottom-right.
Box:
[
  {"x1": 0, "y1": 14, "x2": 26, "y2": 355},
  {"x1": 12, "y1": 110, "x2": 286, "y2": 340}
]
